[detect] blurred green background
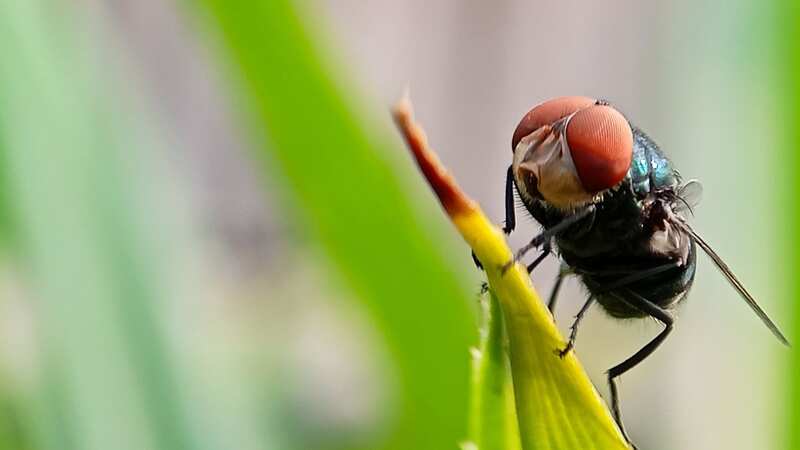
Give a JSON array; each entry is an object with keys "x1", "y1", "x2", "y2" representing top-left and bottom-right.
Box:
[{"x1": 0, "y1": 1, "x2": 796, "y2": 449}]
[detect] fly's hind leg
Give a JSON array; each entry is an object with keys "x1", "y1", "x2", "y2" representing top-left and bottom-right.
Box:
[
  {"x1": 606, "y1": 289, "x2": 674, "y2": 449},
  {"x1": 557, "y1": 262, "x2": 680, "y2": 358}
]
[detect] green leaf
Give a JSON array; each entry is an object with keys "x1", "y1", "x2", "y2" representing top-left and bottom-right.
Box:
[{"x1": 468, "y1": 290, "x2": 521, "y2": 450}]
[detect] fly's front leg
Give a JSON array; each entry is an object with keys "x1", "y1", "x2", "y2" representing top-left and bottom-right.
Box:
[
  {"x1": 503, "y1": 205, "x2": 594, "y2": 274},
  {"x1": 503, "y1": 165, "x2": 516, "y2": 234},
  {"x1": 472, "y1": 165, "x2": 517, "y2": 271},
  {"x1": 607, "y1": 289, "x2": 674, "y2": 449},
  {"x1": 525, "y1": 240, "x2": 552, "y2": 274},
  {"x1": 501, "y1": 237, "x2": 554, "y2": 275}
]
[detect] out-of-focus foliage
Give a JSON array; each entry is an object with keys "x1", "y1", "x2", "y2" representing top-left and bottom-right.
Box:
[
  {"x1": 777, "y1": 1, "x2": 800, "y2": 449},
  {"x1": 0, "y1": 2, "x2": 196, "y2": 449},
  {"x1": 193, "y1": 1, "x2": 476, "y2": 449}
]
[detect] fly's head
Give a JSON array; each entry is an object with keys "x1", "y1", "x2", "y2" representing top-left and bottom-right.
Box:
[{"x1": 511, "y1": 96, "x2": 633, "y2": 211}]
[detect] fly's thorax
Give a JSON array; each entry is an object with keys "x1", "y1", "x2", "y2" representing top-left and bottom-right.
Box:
[{"x1": 628, "y1": 126, "x2": 680, "y2": 198}]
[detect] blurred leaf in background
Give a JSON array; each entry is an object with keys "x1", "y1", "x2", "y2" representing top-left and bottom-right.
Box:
[
  {"x1": 779, "y1": 1, "x2": 800, "y2": 449},
  {"x1": 0, "y1": 1, "x2": 200, "y2": 449},
  {"x1": 0, "y1": 0, "x2": 481, "y2": 448},
  {"x1": 191, "y1": 1, "x2": 479, "y2": 449}
]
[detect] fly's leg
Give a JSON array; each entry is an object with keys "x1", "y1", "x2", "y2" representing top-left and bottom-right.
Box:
[
  {"x1": 485, "y1": 239, "x2": 550, "y2": 277},
  {"x1": 472, "y1": 165, "x2": 517, "y2": 271},
  {"x1": 503, "y1": 165, "x2": 516, "y2": 234},
  {"x1": 557, "y1": 296, "x2": 595, "y2": 357},
  {"x1": 556, "y1": 262, "x2": 679, "y2": 359},
  {"x1": 608, "y1": 380, "x2": 636, "y2": 450},
  {"x1": 525, "y1": 240, "x2": 552, "y2": 274},
  {"x1": 547, "y1": 264, "x2": 568, "y2": 314},
  {"x1": 607, "y1": 289, "x2": 674, "y2": 449},
  {"x1": 472, "y1": 251, "x2": 484, "y2": 270},
  {"x1": 503, "y1": 205, "x2": 594, "y2": 273}
]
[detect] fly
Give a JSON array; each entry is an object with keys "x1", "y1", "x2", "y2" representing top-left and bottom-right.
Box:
[{"x1": 501, "y1": 96, "x2": 789, "y2": 448}]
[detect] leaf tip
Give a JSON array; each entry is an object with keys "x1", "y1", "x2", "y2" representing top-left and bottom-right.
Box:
[{"x1": 392, "y1": 95, "x2": 476, "y2": 217}]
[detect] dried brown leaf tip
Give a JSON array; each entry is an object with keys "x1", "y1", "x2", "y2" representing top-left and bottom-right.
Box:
[{"x1": 393, "y1": 96, "x2": 477, "y2": 217}]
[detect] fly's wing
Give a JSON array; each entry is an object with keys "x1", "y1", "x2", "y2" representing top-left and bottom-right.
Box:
[
  {"x1": 674, "y1": 219, "x2": 789, "y2": 346},
  {"x1": 674, "y1": 180, "x2": 703, "y2": 217}
]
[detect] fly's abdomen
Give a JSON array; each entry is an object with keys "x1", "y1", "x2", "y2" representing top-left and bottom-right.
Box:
[{"x1": 585, "y1": 241, "x2": 697, "y2": 319}]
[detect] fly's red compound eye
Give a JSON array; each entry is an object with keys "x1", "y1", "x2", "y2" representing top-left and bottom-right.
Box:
[
  {"x1": 511, "y1": 96, "x2": 595, "y2": 150},
  {"x1": 565, "y1": 105, "x2": 633, "y2": 192}
]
